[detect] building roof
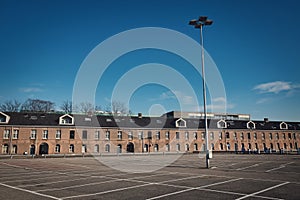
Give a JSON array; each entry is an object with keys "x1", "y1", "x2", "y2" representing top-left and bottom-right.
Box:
[{"x1": 1, "y1": 112, "x2": 300, "y2": 131}]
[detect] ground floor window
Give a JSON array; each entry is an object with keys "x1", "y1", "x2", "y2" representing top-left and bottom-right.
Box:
[
  {"x1": 55, "y1": 144, "x2": 60, "y2": 153},
  {"x1": 105, "y1": 144, "x2": 110, "y2": 152},
  {"x1": 2, "y1": 144, "x2": 8, "y2": 154},
  {"x1": 12, "y1": 145, "x2": 17, "y2": 154},
  {"x1": 94, "y1": 144, "x2": 99, "y2": 153},
  {"x1": 69, "y1": 144, "x2": 74, "y2": 153}
]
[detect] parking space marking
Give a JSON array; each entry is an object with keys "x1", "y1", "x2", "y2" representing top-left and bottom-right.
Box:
[
  {"x1": 0, "y1": 182, "x2": 60, "y2": 200},
  {"x1": 235, "y1": 182, "x2": 290, "y2": 200},
  {"x1": 199, "y1": 188, "x2": 284, "y2": 200},
  {"x1": 236, "y1": 163, "x2": 260, "y2": 171},
  {"x1": 265, "y1": 162, "x2": 294, "y2": 173},
  {"x1": 147, "y1": 178, "x2": 242, "y2": 199},
  {"x1": 61, "y1": 183, "x2": 154, "y2": 199}
]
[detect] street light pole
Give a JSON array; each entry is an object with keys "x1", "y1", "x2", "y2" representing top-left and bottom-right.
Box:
[{"x1": 189, "y1": 16, "x2": 213, "y2": 169}]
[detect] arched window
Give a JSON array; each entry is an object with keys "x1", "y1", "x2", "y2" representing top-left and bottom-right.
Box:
[
  {"x1": 105, "y1": 144, "x2": 110, "y2": 152},
  {"x1": 154, "y1": 144, "x2": 159, "y2": 152},
  {"x1": 55, "y1": 144, "x2": 60, "y2": 153},
  {"x1": 12, "y1": 145, "x2": 17, "y2": 154},
  {"x1": 166, "y1": 143, "x2": 170, "y2": 152},
  {"x1": 69, "y1": 144, "x2": 74, "y2": 153},
  {"x1": 176, "y1": 144, "x2": 180, "y2": 152},
  {"x1": 94, "y1": 144, "x2": 99, "y2": 153}
]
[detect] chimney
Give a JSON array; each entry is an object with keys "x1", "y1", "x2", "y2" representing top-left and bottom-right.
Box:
[
  {"x1": 264, "y1": 118, "x2": 269, "y2": 123},
  {"x1": 138, "y1": 113, "x2": 142, "y2": 118}
]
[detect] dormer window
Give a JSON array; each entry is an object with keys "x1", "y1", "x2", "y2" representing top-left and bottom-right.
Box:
[
  {"x1": 280, "y1": 122, "x2": 288, "y2": 130},
  {"x1": 217, "y1": 120, "x2": 227, "y2": 129},
  {"x1": 247, "y1": 121, "x2": 256, "y2": 129},
  {"x1": 176, "y1": 118, "x2": 186, "y2": 128},
  {"x1": 0, "y1": 112, "x2": 10, "y2": 124},
  {"x1": 59, "y1": 114, "x2": 74, "y2": 125}
]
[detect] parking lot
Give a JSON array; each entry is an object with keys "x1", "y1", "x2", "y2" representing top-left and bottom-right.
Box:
[{"x1": 0, "y1": 153, "x2": 299, "y2": 199}]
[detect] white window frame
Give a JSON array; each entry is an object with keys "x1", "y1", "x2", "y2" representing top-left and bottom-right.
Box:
[
  {"x1": 42, "y1": 130, "x2": 48, "y2": 139},
  {"x1": 56, "y1": 130, "x2": 61, "y2": 139},
  {"x1": 3, "y1": 130, "x2": 10, "y2": 139},
  {"x1": 55, "y1": 144, "x2": 60, "y2": 153},
  {"x1": 12, "y1": 129, "x2": 19, "y2": 139},
  {"x1": 31, "y1": 129, "x2": 36, "y2": 139}
]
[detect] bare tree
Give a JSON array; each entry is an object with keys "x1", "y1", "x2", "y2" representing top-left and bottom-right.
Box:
[
  {"x1": 60, "y1": 100, "x2": 72, "y2": 114},
  {"x1": 0, "y1": 100, "x2": 22, "y2": 112},
  {"x1": 111, "y1": 100, "x2": 129, "y2": 116},
  {"x1": 78, "y1": 102, "x2": 94, "y2": 114},
  {"x1": 21, "y1": 98, "x2": 55, "y2": 112}
]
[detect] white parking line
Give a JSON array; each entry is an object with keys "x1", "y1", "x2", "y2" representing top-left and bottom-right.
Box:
[
  {"x1": 61, "y1": 183, "x2": 154, "y2": 199},
  {"x1": 265, "y1": 162, "x2": 294, "y2": 173},
  {"x1": 236, "y1": 163, "x2": 259, "y2": 171},
  {"x1": 235, "y1": 182, "x2": 290, "y2": 200},
  {"x1": 0, "y1": 182, "x2": 60, "y2": 200},
  {"x1": 147, "y1": 178, "x2": 242, "y2": 200}
]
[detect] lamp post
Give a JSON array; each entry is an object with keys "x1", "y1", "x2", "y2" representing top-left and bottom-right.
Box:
[{"x1": 189, "y1": 16, "x2": 213, "y2": 168}]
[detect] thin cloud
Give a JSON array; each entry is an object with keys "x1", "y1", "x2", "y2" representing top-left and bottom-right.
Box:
[
  {"x1": 19, "y1": 87, "x2": 43, "y2": 93},
  {"x1": 253, "y1": 81, "x2": 293, "y2": 94}
]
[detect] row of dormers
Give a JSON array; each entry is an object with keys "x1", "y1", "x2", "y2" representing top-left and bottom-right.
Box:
[{"x1": 0, "y1": 112, "x2": 297, "y2": 130}]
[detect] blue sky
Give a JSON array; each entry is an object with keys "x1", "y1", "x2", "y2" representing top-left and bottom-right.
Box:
[{"x1": 1, "y1": 0, "x2": 300, "y2": 121}]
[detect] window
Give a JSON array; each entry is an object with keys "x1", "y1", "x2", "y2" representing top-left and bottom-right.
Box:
[
  {"x1": 156, "y1": 131, "x2": 160, "y2": 140},
  {"x1": 70, "y1": 130, "x2": 75, "y2": 139},
  {"x1": 248, "y1": 143, "x2": 252, "y2": 150},
  {"x1": 293, "y1": 133, "x2": 296, "y2": 140},
  {"x1": 42, "y1": 130, "x2": 48, "y2": 139},
  {"x1": 262, "y1": 133, "x2": 265, "y2": 140},
  {"x1": 105, "y1": 131, "x2": 110, "y2": 140},
  {"x1": 166, "y1": 143, "x2": 170, "y2": 151},
  {"x1": 211, "y1": 143, "x2": 215, "y2": 150},
  {"x1": 176, "y1": 132, "x2": 180, "y2": 140},
  {"x1": 3, "y1": 130, "x2": 10, "y2": 139},
  {"x1": 217, "y1": 120, "x2": 227, "y2": 129},
  {"x1": 220, "y1": 143, "x2": 223, "y2": 150},
  {"x1": 117, "y1": 144, "x2": 122, "y2": 153},
  {"x1": 227, "y1": 142, "x2": 230, "y2": 150},
  {"x1": 226, "y1": 132, "x2": 230, "y2": 139},
  {"x1": 147, "y1": 131, "x2": 152, "y2": 139},
  {"x1": 82, "y1": 130, "x2": 87, "y2": 140},
  {"x1": 13, "y1": 130, "x2": 19, "y2": 139},
  {"x1": 185, "y1": 132, "x2": 189, "y2": 140},
  {"x1": 138, "y1": 131, "x2": 143, "y2": 140},
  {"x1": 12, "y1": 145, "x2": 17, "y2": 154},
  {"x1": 55, "y1": 144, "x2": 60, "y2": 153},
  {"x1": 95, "y1": 131, "x2": 100, "y2": 140},
  {"x1": 210, "y1": 132, "x2": 214, "y2": 140},
  {"x1": 185, "y1": 144, "x2": 189, "y2": 151},
  {"x1": 240, "y1": 132, "x2": 244, "y2": 140},
  {"x1": 105, "y1": 144, "x2": 110, "y2": 152},
  {"x1": 219, "y1": 132, "x2": 222, "y2": 140},
  {"x1": 283, "y1": 133, "x2": 286, "y2": 140},
  {"x1": 69, "y1": 144, "x2": 74, "y2": 153},
  {"x1": 269, "y1": 133, "x2": 273, "y2": 140},
  {"x1": 117, "y1": 131, "x2": 122, "y2": 140},
  {"x1": 193, "y1": 132, "x2": 197, "y2": 140},
  {"x1": 94, "y1": 144, "x2": 99, "y2": 153},
  {"x1": 290, "y1": 143, "x2": 293, "y2": 149},
  {"x1": 128, "y1": 131, "x2": 133, "y2": 140},
  {"x1": 194, "y1": 143, "x2": 198, "y2": 151},
  {"x1": 233, "y1": 132, "x2": 236, "y2": 140},
  {"x1": 154, "y1": 144, "x2": 159, "y2": 152},
  {"x1": 201, "y1": 132, "x2": 205, "y2": 140},
  {"x1": 56, "y1": 130, "x2": 61, "y2": 139},
  {"x1": 275, "y1": 133, "x2": 279, "y2": 140},
  {"x1": 176, "y1": 118, "x2": 186, "y2": 127},
  {"x1": 247, "y1": 132, "x2": 251, "y2": 140},
  {"x1": 165, "y1": 132, "x2": 169, "y2": 140},
  {"x1": 2, "y1": 144, "x2": 9, "y2": 154},
  {"x1": 176, "y1": 144, "x2": 180, "y2": 151},
  {"x1": 82, "y1": 144, "x2": 87, "y2": 153},
  {"x1": 288, "y1": 133, "x2": 292, "y2": 139},
  {"x1": 247, "y1": 121, "x2": 256, "y2": 129},
  {"x1": 253, "y1": 133, "x2": 257, "y2": 140}
]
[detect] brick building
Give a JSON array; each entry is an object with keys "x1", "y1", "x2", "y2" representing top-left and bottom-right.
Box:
[{"x1": 0, "y1": 111, "x2": 299, "y2": 155}]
